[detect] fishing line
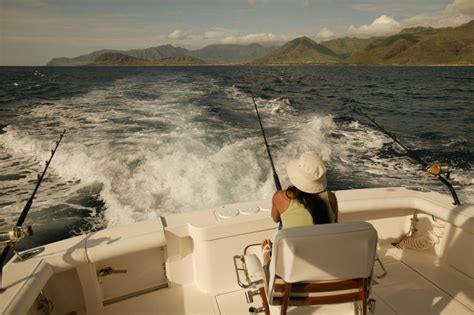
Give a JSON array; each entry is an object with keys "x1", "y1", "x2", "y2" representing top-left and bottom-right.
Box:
[
  {"x1": 251, "y1": 94, "x2": 282, "y2": 191},
  {"x1": 0, "y1": 129, "x2": 66, "y2": 290},
  {"x1": 353, "y1": 107, "x2": 460, "y2": 205},
  {"x1": 352, "y1": 108, "x2": 459, "y2": 250}
]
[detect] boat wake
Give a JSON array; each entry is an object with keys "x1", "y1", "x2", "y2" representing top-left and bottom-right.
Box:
[{"x1": 0, "y1": 67, "x2": 472, "y2": 250}]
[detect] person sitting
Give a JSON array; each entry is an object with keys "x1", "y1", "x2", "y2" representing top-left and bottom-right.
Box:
[{"x1": 262, "y1": 151, "x2": 338, "y2": 273}]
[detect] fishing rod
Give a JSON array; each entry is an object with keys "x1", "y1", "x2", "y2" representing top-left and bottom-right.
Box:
[
  {"x1": 353, "y1": 108, "x2": 460, "y2": 205},
  {"x1": 0, "y1": 129, "x2": 66, "y2": 290},
  {"x1": 252, "y1": 94, "x2": 282, "y2": 191}
]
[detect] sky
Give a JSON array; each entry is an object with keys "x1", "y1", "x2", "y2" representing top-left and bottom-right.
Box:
[{"x1": 1, "y1": 0, "x2": 473, "y2": 65}]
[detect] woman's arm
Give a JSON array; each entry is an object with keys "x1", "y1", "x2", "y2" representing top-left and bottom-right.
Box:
[
  {"x1": 271, "y1": 191, "x2": 282, "y2": 223},
  {"x1": 328, "y1": 191, "x2": 339, "y2": 223}
]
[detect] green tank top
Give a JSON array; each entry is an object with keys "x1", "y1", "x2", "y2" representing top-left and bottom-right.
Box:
[{"x1": 280, "y1": 191, "x2": 335, "y2": 229}]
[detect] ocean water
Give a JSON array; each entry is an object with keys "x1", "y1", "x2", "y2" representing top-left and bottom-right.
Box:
[{"x1": 0, "y1": 66, "x2": 472, "y2": 251}]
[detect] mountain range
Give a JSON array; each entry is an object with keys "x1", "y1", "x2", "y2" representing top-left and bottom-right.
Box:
[
  {"x1": 47, "y1": 20, "x2": 474, "y2": 66},
  {"x1": 92, "y1": 52, "x2": 205, "y2": 66},
  {"x1": 251, "y1": 36, "x2": 340, "y2": 64},
  {"x1": 347, "y1": 20, "x2": 474, "y2": 65},
  {"x1": 47, "y1": 43, "x2": 275, "y2": 66}
]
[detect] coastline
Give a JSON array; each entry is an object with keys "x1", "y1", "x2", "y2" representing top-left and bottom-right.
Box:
[
  {"x1": 52, "y1": 64, "x2": 474, "y2": 67},
  {"x1": 2, "y1": 63, "x2": 474, "y2": 67}
]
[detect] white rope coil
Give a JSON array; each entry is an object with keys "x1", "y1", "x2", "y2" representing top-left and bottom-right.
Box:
[{"x1": 395, "y1": 213, "x2": 445, "y2": 250}]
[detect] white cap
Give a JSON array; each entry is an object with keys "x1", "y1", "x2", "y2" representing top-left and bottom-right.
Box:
[{"x1": 287, "y1": 151, "x2": 327, "y2": 193}]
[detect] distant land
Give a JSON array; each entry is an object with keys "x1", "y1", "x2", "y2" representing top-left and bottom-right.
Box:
[
  {"x1": 47, "y1": 43, "x2": 275, "y2": 66},
  {"x1": 347, "y1": 20, "x2": 474, "y2": 65},
  {"x1": 251, "y1": 36, "x2": 341, "y2": 64},
  {"x1": 47, "y1": 20, "x2": 474, "y2": 66},
  {"x1": 92, "y1": 52, "x2": 205, "y2": 66}
]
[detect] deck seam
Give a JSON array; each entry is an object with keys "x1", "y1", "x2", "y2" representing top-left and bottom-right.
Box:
[{"x1": 399, "y1": 259, "x2": 473, "y2": 311}]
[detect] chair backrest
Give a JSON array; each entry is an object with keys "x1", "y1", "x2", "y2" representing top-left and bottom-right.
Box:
[{"x1": 268, "y1": 221, "x2": 378, "y2": 301}]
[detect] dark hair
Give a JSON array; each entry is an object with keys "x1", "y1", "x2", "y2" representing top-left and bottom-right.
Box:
[{"x1": 285, "y1": 185, "x2": 331, "y2": 224}]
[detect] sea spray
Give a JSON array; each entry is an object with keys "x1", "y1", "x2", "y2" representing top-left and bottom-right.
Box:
[{"x1": 0, "y1": 66, "x2": 472, "y2": 250}]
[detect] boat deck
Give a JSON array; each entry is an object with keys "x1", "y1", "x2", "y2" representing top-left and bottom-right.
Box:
[{"x1": 91, "y1": 246, "x2": 473, "y2": 315}]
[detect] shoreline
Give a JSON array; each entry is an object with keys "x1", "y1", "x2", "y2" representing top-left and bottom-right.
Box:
[{"x1": 1, "y1": 63, "x2": 474, "y2": 67}]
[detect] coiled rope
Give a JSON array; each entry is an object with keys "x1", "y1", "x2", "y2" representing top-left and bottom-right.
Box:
[{"x1": 394, "y1": 211, "x2": 445, "y2": 250}]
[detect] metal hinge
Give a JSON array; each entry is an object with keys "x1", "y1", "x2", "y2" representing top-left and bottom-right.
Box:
[{"x1": 97, "y1": 266, "x2": 127, "y2": 278}]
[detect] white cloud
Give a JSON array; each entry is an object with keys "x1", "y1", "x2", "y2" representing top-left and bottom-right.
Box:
[
  {"x1": 348, "y1": 0, "x2": 474, "y2": 38},
  {"x1": 402, "y1": 0, "x2": 474, "y2": 29},
  {"x1": 348, "y1": 15, "x2": 401, "y2": 38},
  {"x1": 218, "y1": 33, "x2": 292, "y2": 45},
  {"x1": 401, "y1": 13, "x2": 471, "y2": 29},
  {"x1": 447, "y1": 0, "x2": 474, "y2": 15},
  {"x1": 167, "y1": 29, "x2": 192, "y2": 40},
  {"x1": 204, "y1": 31, "x2": 224, "y2": 39},
  {"x1": 315, "y1": 27, "x2": 335, "y2": 42}
]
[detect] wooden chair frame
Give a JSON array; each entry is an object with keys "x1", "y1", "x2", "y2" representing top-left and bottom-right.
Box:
[{"x1": 261, "y1": 276, "x2": 369, "y2": 315}]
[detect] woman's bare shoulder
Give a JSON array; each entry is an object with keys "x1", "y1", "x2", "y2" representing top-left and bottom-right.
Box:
[
  {"x1": 273, "y1": 190, "x2": 291, "y2": 213},
  {"x1": 273, "y1": 190, "x2": 290, "y2": 201}
]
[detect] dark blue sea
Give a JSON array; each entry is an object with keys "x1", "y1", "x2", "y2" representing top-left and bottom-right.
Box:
[{"x1": 0, "y1": 66, "x2": 473, "y2": 251}]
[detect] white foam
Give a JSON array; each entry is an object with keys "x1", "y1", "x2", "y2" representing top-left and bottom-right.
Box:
[
  {"x1": 225, "y1": 85, "x2": 296, "y2": 120},
  {"x1": 2, "y1": 78, "x2": 472, "y2": 234},
  {"x1": 450, "y1": 169, "x2": 474, "y2": 204},
  {"x1": 1, "y1": 77, "x2": 281, "y2": 228},
  {"x1": 224, "y1": 86, "x2": 474, "y2": 204}
]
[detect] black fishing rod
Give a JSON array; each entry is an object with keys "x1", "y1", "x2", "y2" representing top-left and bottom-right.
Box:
[
  {"x1": 354, "y1": 108, "x2": 460, "y2": 205},
  {"x1": 252, "y1": 94, "x2": 282, "y2": 191},
  {"x1": 0, "y1": 129, "x2": 66, "y2": 289}
]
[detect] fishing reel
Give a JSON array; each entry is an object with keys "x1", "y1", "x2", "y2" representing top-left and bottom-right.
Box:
[
  {"x1": 426, "y1": 163, "x2": 450, "y2": 178},
  {"x1": 0, "y1": 226, "x2": 33, "y2": 245}
]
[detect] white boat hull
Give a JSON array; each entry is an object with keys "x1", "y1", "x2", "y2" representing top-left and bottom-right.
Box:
[{"x1": 1, "y1": 187, "x2": 473, "y2": 314}]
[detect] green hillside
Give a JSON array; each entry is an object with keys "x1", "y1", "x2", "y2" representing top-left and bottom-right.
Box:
[
  {"x1": 190, "y1": 43, "x2": 276, "y2": 64},
  {"x1": 156, "y1": 55, "x2": 205, "y2": 65},
  {"x1": 320, "y1": 37, "x2": 376, "y2": 59},
  {"x1": 348, "y1": 20, "x2": 474, "y2": 65},
  {"x1": 47, "y1": 45, "x2": 192, "y2": 66},
  {"x1": 91, "y1": 52, "x2": 205, "y2": 66},
  {"x1": 252, "y1": 36, "x2": 340, "y2": 64},
  {"x1": 47, "y1": 43, "x2": 271, "y2": 66},
  {"x1": 92, "y1": 52, "x2": 153, "y2": 65},
  {"x1": 48, "y1": 50, "x2": 117, "y2": 66}
]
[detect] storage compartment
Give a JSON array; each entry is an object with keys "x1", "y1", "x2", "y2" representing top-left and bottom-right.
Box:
[{"x1": 96, "y1": 247, "x2": 168, "y2": 304}]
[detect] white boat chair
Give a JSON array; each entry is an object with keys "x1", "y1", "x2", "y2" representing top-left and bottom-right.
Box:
[{"x1": 234, "y1": 221, "x2": 382, "y2": 315}]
